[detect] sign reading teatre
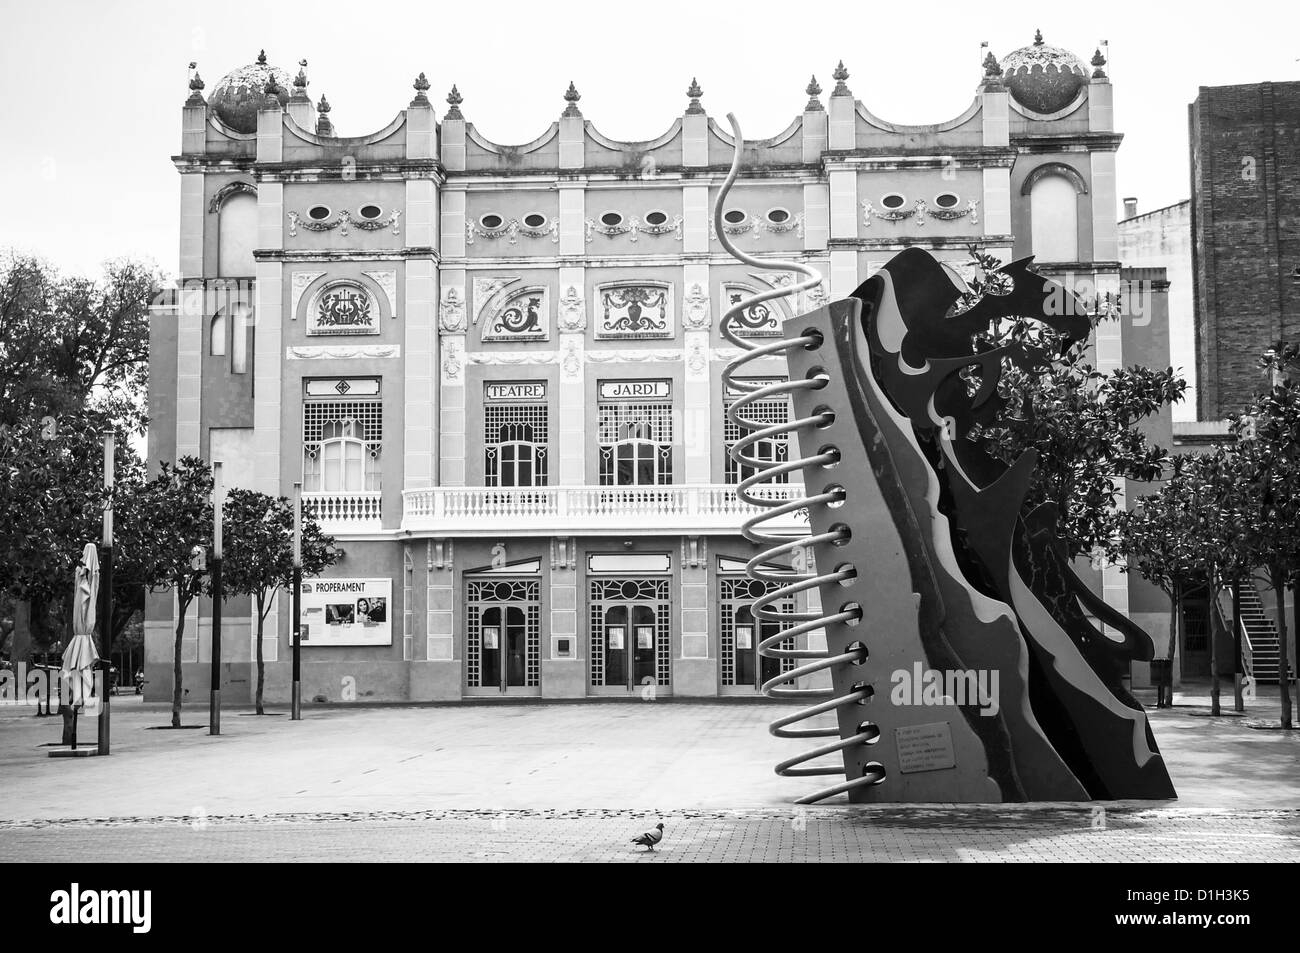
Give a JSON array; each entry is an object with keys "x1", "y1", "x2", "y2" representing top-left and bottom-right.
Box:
[
  {"x1": 485, "y1": 382, "x2": 547, "y2": 402},
  {"x1": 598, "y1": 380, "x2": 671, "y2": 400}
]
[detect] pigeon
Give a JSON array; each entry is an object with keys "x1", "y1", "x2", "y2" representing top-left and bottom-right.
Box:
[{"x1": 631, "y1": 822, "x2": 664, "y2": 851}]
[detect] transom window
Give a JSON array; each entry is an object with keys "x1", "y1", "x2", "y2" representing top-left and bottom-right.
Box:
[
  {"x1": 303, "y1": 395, "x2": 382, "y2": 493},
  {"x1": 484, "y1": 404, "x2": 549, "y2": 487},
  {"x1": 599, "y1": 398, "x2": 673, "y2": 486}
]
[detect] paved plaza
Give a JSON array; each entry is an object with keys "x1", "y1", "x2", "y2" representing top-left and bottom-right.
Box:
[{"x1": 1, "y1": 688, "x2": 1297, "y2": 861}]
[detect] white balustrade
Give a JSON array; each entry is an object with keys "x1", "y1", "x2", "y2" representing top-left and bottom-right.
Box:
[
  {"x1": 400, "y1": 483, "x2": 808, "y2": 535},
  {"x1": 302, "y1": 491, "x2": 383, "y2": 530}
]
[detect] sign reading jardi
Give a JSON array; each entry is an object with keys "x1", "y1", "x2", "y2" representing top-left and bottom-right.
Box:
[{"x1": 299, "y1": 577, "x2": 392, "y2": 647}]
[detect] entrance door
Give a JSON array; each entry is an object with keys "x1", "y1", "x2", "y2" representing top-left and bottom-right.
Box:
[
  {"x1": 467, "y1": 579, "x2": 541, "y2": 695},
  {"x1": 721, "y1": 577, "x2": 795, "y2": 694},
  {"x1": 590, "y1": 578, "x2": 670, "y2": 694}
]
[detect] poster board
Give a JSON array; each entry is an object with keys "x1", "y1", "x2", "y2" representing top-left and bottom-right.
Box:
[{"x1": 299, "y1": 578, "x2": 392, "y2": 646}]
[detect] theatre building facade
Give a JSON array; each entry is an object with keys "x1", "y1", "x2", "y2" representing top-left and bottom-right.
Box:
[{"x1": 146, "y1": 35, "x2": 1172, "y2": 702}]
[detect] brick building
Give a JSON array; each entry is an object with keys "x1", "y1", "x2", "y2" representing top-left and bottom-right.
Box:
[
  {"x1": 1189, "y1": 81, "x2": 1300, "y2": 420},
  {"x1": 145, "y1": 34, "x2": 1174, "y2": 704}
]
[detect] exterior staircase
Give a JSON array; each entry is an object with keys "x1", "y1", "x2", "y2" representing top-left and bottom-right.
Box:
[{"x1": 1219, "y1": 582, "x2": 1291, "y2": 684}]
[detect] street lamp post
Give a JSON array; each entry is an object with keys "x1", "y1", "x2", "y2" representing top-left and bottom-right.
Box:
[
  {"x1": 292, "y1": 481, "x2": 302, "y2": 720},
  {"x1": 98, "y1": 432, "x2": 114, "y2": 756},
  {"x1": 210, "y1": 462, "x2": 223, "y2": 736}
]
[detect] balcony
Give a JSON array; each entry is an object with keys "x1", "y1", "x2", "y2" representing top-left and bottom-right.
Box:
[
  {"x1": 303, "y1": 491, "x2": 383, "y2": 533},
  {"x1": 401, "y1": 484, "x2": 809, "y2": 537}
]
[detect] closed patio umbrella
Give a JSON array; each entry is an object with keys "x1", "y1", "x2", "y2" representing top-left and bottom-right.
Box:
[{"x1": 60, "y1": 543, "x2": 101, "y2": 748}]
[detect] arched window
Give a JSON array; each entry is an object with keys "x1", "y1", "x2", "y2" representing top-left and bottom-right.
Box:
[
  {"x1": 217, "y1": 192, "x2": 257, "y2": 278},
  {"x1": 1029, "y1": 174, "x2": 1080, "y2": 263},
  {"x1": 230, "y1": 305, "x2": 251, "y2": 373},
  {"x1": 484, "y1": 404, "x2": 548, "y2": 487},
  {"x1": 598, "y1": 391, "x2": 673, "y2": 486},
  {"x1": 210, "y1": 311, "x2": 226, "y2": 356},
  {"x1": 304, "y1": 413, "x2": 381, "y2": 493}
]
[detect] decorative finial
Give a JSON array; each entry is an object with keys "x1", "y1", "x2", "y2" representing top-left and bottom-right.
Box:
[
  {"x1": 444, "y1": 84, "x2": 463, "y2": 120},
  {"x1": 831, "y1": 60, "x2": 851, "y2": 96},
  {"x1": 410, "y1": 71, "x2": 431, "y2": 106},
  {"x1": 1091, "y1": 48, "x2": 1107, "y2": 79},
  {"x1": 982, "y1": 51, "x2": 1003, "y2": 80},
  {"x1": 292, "y1": 60, "x2": 309, "y2": 99},
  {"x1": 257, "y1": 49, "x2": 268, "y2": 65},
  {"x1": 187, "y1": 68, "x2": 206, "y2": 106},
  {"x1": 1033, "y1": 29, "x2": 1044, "y2": 46},
  {"x1": 264, "y1": 73, "x2": 283, "y2": 99},
  {"x1": 685, "y1": 77, "x2": 704, "y2": 114},
  {"x1": 562, "y1": 81, "x2": 582, "y2": 117},
  {"x1": 316, "y1": 94, "x2": 333, "y2": 136},
  {"x1": 805, "y1": 75, "x2": 823, "y2": 111}
]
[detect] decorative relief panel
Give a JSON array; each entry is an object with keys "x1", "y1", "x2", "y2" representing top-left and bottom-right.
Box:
[
  {"x1": 683, "y1": 283, "x2": 710, "y2": 330},
  {"x1": 290, "y1": 271, "x2": 326, "y2": 320},
  {"x1": 558, "y1": 285, "x2": 586, "y2": 332},
  {"x1": 722, "y1": 283, "x2": 784, "y2": 338},
  {"x1": 472, "y1": 277, "x2": 519, "y2": 327},
  {"x1": 441, "y1": 338, "x2": 465, "y2": 384},
  {"x1": 585, "y1": 215, "x2": 683, "y2": 243},
  {"x1": 860, "y1": 199, "x2": 980, "y2": 227},
  {"x1": 708, "y1": 213, "x2": 804, "y2": 241},
  {"x1": 560, "y1": 337, "x2": 583, "y2": 382},
  {"x1": 466, "y1": 218, "x2": 559, "y2": 245},
  {"x1": 439, "y1": 286, "x2": 466, "y2": 333},
  {"x1": 307, "y1": 282, "x2": 381, "y2": 336},
  {"x1": 594, "y1": 283, "x2": 674, "y2": 341},
  {"x1": 482, "y1": 288, "x2": 549, "y2": 343},
  {"x1": 286, "y1": 344, "x2": 401, "y2": 360},
  {"x1": 362, "y1": 270, "x2": 398, "y2": 319},
  {"x1": 685, "y1": 333, "x2": 710, "y2": 380},
  {"x1": 287, "y1": 209, "x2": 402, "y2": 237}
]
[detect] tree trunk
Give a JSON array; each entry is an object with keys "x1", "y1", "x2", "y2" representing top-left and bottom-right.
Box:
[
  {"x1": 171, "y1": 597, "x2": 188, "y2": 728},
  {"x1": 255, "y1": 593, "x2": 266, "y2": 716},
  {"x1": 1232, "y1": 578, "x2": 1244, "y2": 713},
  {"x1": 1273, "y1": 566, "x2": 1293, "y2": 730},
  {"x1": 10, "y1": 599, "x2": 32, "y2": 664},
  {"x1": 1209, "y1": 586, "x2": 1222, "y2": 717}
]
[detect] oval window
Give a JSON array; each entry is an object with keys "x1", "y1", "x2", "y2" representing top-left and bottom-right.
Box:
[
  {"x1": 645, "y1": 210, "x2": 668, "y2": 226},
  {"x1": 600, "y1": 211, "x2": 623, "y2": 227},
  {"x1": 881, "y1": 194, "x2": 906, "y2": 210},
  {"x1": 480, "y1": 213, "x2": 504, "y2": 229},
  {"x1": 523, "y1": 213, "x2": 547, "y2": 228},
  {"x1": 935, "y1": 193, "x2": 959, "y2": 209},
  {"x1": 308, "y1": 205, "x2": 332, "y2": 221},
  {"x1": 767, "y1": 207, "x2": 790, "y2": 223},
  {"x1": 723, "y1": 208, "x2": 747, "y2": 224},
  {"x1": 359, "y1": 204, "x2": 383, "y2": 220}
]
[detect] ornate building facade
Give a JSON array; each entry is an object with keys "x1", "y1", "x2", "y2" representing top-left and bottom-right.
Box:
[{"x1": 146, "y1": 34, "x2": 1173, "y2": 702}]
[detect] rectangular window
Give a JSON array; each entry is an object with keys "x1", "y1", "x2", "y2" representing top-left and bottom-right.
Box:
[
  {"x1": 302, "y1": 386, "x2": 382, "y2": 493},
  {"x1": 598, "y1": 385, "x2": 673, "y2": 486},
  {"x1": 724, "y1": 379, "x2": 790, "y2": 484},
  {"x1": 484, "y1": 403, "x2": 549, "y2": 487}
]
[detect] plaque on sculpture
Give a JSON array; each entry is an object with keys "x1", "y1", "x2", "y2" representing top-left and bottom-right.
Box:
[{"x1": 894, "y1": 722, "x2": 956, "y2": 774}]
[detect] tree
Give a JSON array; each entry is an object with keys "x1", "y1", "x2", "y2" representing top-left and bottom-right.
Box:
[
  {"x1": 1109, "y1": 461, "x2": 1205, "y2": 705},
  {"x1": 116, "y1": 457, "x2": 213, "y2": 727},
  {"x1": 960, "y1": 250, "x2": 1185, "y2": 558},
  {"x1": 0, "y1": 252, "x2": 159, "y2": 432},
  {"x1": 216, "y1": 490, "x2": 341, "y2": 714},
  {"x1": 0, "y1": 410, "x2": 145, "y2": 661},
  {"x1": 1231, "y1": 343, "x2": 1300, "y2": 729}
]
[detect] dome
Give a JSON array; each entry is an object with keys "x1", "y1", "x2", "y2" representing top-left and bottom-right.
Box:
[
  {"x1": 209, "y1": 51, "x2": 292, "y2": 134},
  {"x1": 1000, "y1": 31, "x2": 1087, "y2": 114}
]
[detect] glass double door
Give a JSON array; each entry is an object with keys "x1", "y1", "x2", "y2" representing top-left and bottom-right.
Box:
[
  {"x1": 478, "y1": 605, "x2": 528, "y2": 691},
  {"x1": 721, "y1": 577, "x2": 794, "y2": 694},
  {"x1": 600, "y1": 603, "x2": 659, "y2": 689},
  {"x1": 732, "y1": 605, "x2": 785, "y2": 690},
  {"x1": 467, "y1": 578, "x2": 541, "y2": 695}
]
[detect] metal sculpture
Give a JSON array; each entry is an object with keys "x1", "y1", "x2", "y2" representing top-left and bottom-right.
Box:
[{"x1": 718, "y1": 115, "x2": 1175, "y2": 804}]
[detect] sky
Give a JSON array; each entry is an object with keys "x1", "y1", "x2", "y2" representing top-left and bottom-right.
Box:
[{"x1": 0, "y1": 0, "x2": 1297, "y2": 277}]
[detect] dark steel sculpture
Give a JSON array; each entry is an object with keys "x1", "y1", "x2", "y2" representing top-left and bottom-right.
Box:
[{"x1": 717, "y1": 117, "x2": 1175, "y2": 804}]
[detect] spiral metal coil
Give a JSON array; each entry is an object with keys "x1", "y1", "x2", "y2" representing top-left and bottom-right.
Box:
[{"x1": 716, "y1": 114, "x2": 881, "y2": 804}]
